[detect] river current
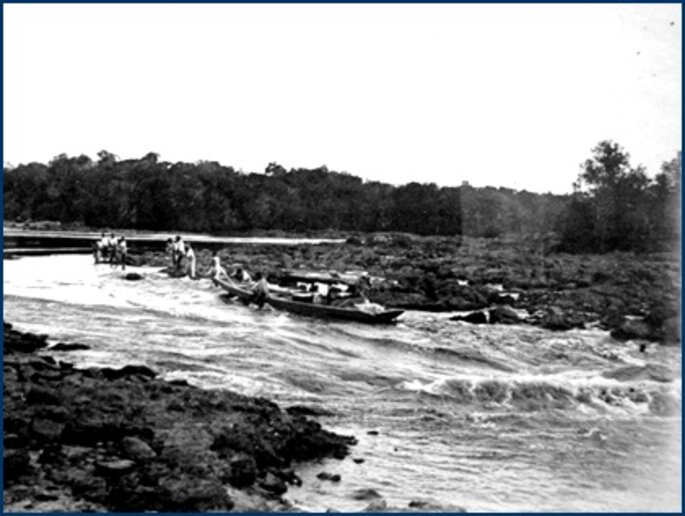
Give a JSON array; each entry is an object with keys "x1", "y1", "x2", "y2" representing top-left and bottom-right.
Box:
[{"x1": 3, "y1": 255, "x2": 681, "y2": 511}]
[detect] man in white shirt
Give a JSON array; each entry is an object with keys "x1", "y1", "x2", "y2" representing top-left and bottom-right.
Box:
[{"x1": 185, "y1": 244, "x2": 196, "y2": 279}]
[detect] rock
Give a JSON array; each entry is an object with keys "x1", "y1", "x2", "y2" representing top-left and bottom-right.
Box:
[
  {"x1": 259, "y1": 472, "x2": 287, "y2": 495},
  {"x1": 450, "y1": 311, "x2": 487, "y2": 324},
  {"x1": 26, "y1": 385, "x2": 62, "y2": 405},
  {"x1": 496, "y1": 294, "x2": 517, "y2": 306},
  {"x1": 155, "y1": 475, "x2": 234, "y2": 512},
  {"x1": 286, "y1": 405, "x2": 336, "y2": 417},
  {"x1": 226, "y1": 453, "x2": 257, "y2": 487},
  {"x1": 367, "y1": 430, "x2": 379, "y2": 436},
  {"x1": 611, "y1": 317, "x2": 653, "y2": 341},
  {"x1": 4, "y1": 326, "x2": 49, "y2": 353},
  {"x1": 4, "y1": 433, "x2": 24, "y2": 449},
  {"x1": 122, "y1": 436, "x2": 157, "y2": 461},
  {"x1": 31, "y1": 418, "x2": 65, "y2": 441},
  {"x1": 94, "y1": 459, "x2": 136, "y2": 476},
  {"x1": 489, "y1": 305, "x2": 521, "y2": 324},
  {"x1": 123, "y1": 272, "x2": 143, "y2": 281},
  {"x1": 4, "y1": 449, "x2": 31, "y2": 481},
  {"x1": 539, "y1": 306, "x2": 585, "y2": 331},
  {"x1": 363, "y1": 499, "x2": 388, "y2": 511},
  {"x1": 660, "y1": 316, "x2": 680, "y2": 344},
  {"x1": 49, "y1": 342, "x2": 91, "y2": 352},
  {"x1": 317, "y1": 472, "x2": 341, "y2": 482},
  {"x1": 101, "y1": 365, "x2": 157, "y2": 381},
  {"x1": 350, "y1": 488, "x2": 382, "y2": 501},
  {"x1": 408, "y1": 500, "x2": 467, "y2": 512},
  {"x1": 353, "y1": 458, "x2": 365, "y2": 464},
  {"x1": 33, "y1": 488, "x2": 60, "y2": 501}
]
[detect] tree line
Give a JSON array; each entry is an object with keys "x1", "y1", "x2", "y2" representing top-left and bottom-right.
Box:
[
  {"x1": 558, "y1": 141, "x2": 680, "y2": 253},
  {"x1": 3, "y1": 142, "x2": 680, "y2": 253},
  {"x1": 3, "y1": 151, "x2": 564, "y2": 238}
]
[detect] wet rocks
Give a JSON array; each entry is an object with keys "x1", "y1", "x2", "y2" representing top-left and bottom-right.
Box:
[
  {"x1": 259, "y1": 472, "x2": 287, "y2": 495},
  {"x1": 4, "y1": 323, "x2": 49, "y2": 353},
  {"x1": 225, "y1": 452, "x2": 258, "y2": 487},
  {"x1": 121, "y1": 436, "x2": 156, "y2": 461},
  {"x1": 49, "y1": 342, "x2": 91, "y2": 352},
  {"x1": 610, "y1": 317, "x2": 654, "y2": 341},
  {"x1": 4, "y1": 323, "x2": 356, "y2": 511},
  {"x1": 488, "y1": 306, "x2": 521, "y2": 324},
  {"x1": 538, "y1": 306, "x2": 586, "y2": 331},
  {"x1": 286, "y1": 405, "x2": 336, "y2": 417},
  {"x1": 350, "y1": 487, "x2": 383, "y2": 500}
]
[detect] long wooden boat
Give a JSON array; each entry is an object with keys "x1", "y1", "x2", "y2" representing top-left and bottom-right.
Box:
[
  {"x1": 212, "y1": 278, "x2": 253, "y2": 301},
  {"x1": 213, "y1": 278, "x2": 403, "y2": 324},
  {"x1": 266, "y1": 295, "x2": 404, "y2": 324}
]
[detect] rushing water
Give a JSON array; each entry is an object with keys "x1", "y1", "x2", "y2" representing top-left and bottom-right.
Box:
[{"x1": 4, "y1": 255, "x2": 682, "y2": 512}]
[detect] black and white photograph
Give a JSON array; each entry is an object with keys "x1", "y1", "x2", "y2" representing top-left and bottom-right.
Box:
[{"x1": 3, "y1": 3, "x2": 681, "y2": 512}]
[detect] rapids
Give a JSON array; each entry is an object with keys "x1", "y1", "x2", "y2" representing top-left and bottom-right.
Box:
[{"x1": 3, "y1": 255, "x2": 681, "y2": 511}]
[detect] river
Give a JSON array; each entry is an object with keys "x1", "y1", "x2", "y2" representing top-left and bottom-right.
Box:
[{"x1": 3, "y1": 254, "x2": 681, "y2": 511}]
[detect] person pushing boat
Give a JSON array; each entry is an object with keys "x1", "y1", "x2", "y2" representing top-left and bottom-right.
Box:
[
  {"x1": 249, "y1": 272, "x2": 269, "y2": 308},
  {"x1": 207, "y1": 251, "x2": 228, "y2": 281},
  {"x1": 185, "y1": 244, "x2": 196, "y2": 279},
  {"x1": 172, "y1": 235, "x2": 185, "y2": 271},
  {"x1": 114, "y1": 236, "x2": 128, "y2": 270}
]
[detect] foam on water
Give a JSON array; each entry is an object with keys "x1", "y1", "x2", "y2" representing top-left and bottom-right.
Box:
[{"x1": 4, "y1": 255, "x2": 681, "y2": 511}]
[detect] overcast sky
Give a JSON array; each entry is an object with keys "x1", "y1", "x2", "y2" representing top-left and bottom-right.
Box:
[{"x1": 4, "y1": 4, "x2": 681, "y2": 194}]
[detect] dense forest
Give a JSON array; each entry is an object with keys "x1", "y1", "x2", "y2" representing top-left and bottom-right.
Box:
[{"x1": 3, "y1": 141, "x2": 680, "y2": 253}]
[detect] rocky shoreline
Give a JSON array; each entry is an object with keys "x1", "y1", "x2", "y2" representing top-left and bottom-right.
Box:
[
  {"x1": 3, "y1": 323, "x2": 356, "y2": 512},
  {"x1": 135, "y1": 234, "x2": 679, "y2": 345}
]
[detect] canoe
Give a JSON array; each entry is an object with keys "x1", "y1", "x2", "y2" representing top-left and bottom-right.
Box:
[
  {"x1": 266, "y1": 295, "x2": 404, "y2": 324},
  {"x1": 213, "y1": 278, "x2": 403, "y2": 324},
  {"x1": 212, "y1": 278, "x2": 253, "y2": 301}
]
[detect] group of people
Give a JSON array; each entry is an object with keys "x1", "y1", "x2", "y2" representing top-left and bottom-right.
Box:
[
  {"x1": 166, "y1": 236, "x2": 197, "y2": 278},
  {"x1": 94, "y1": 232, "x2": 128, "y2": 269},
  {"x1": 165, "y1": 236, "x2": 254, "y2": 288},
  {"x1": 95, "y1": 232, "x2": 371, "y2": 312}
]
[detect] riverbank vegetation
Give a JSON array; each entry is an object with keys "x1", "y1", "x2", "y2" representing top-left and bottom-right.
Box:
[{"x1": 5, "y1": 141, "x2": 679, "y2": 254}]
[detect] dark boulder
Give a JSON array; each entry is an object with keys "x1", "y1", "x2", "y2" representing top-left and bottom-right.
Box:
[
  {"x1": 317, "y1": 472, "x2": 341, "y2": 482},
  {"x1": 225, "y1": 453, "x2": 257, "y2": 487},
  {"x1": 350, "y1": 488, "x2": 382, "y2": 500},
  {"x1": 611, "y1": 317, "x2": 653, "y2": 341},
  {"x1": 4, "y1": 449, "x2": 31, "y2": 481},
  {"x1": 259, "y1": 472, "x2": 287, "y2": 495},
  {"x1": 122, "y1": 436, "x2": 157, "y2": 461},
  {"x1": 539, "y1": 306, "x2": 586, "y2": 331},
  {"x1": 49, "y1": 342, "x2": 91, "y2": 352},
  {"x1": 4, "y1": 325, "x2": 49, "y2": 353},
  {"x1": 286, "y1": 405, "x2": 336, "y2": 417},
  {"x1": 489, "y1": 306, "x2": 521, "y2": 324}
]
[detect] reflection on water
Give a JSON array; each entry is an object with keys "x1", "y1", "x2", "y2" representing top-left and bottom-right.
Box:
[{"x1": 4, "y1": 255, "x2": 681, "y2": 511}]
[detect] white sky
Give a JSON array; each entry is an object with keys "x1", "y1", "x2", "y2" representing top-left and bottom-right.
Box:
[{"x1": 3, "y1": 4, "x2": 681, "y2": 194}]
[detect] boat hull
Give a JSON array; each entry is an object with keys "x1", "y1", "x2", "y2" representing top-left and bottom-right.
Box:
[
  {"x1": 267, "y1": 295, "x2": 403, "y2": 324},
  {"x1": 213, "y1": 278, "x2": 403, "y2": 324}
]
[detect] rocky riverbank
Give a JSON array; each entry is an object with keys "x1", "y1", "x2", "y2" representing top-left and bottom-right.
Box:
[
  {"x1": 135, "y1": 234, "x2": 679, "y2": 344},
  {"x1": 3, "y1": 323, "x2": 356, "y2": 512}
]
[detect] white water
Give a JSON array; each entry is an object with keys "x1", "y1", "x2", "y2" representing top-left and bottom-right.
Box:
[{"x1": 4, "y1": 255, "x2": 682, "y2": 511}]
